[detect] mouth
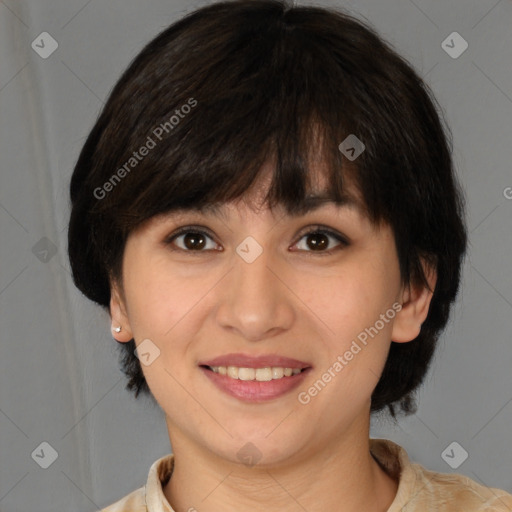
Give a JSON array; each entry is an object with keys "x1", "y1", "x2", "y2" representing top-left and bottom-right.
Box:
[{"x1": 198, "y1": 354, "x2": 312, "y2": 402}]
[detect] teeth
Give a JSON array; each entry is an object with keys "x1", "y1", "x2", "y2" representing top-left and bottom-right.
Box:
[
  {"x1": 272, "y1": 367, "x2": 284, "y2": 379},
  {"x1": 238, "y1": 367, "x2": 255, "y2": 380},
  {"x1": 209, "y1": 366, "x2": 303, "y2": 381}
]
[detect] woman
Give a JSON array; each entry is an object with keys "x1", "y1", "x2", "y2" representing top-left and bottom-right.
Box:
[{"x1": 68, "y1": 1, "x2": 512, "y2": 510}]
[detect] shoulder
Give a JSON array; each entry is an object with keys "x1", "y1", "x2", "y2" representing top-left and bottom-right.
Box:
[
  {"x1": 409, "y1": 463, "x2": 512, "y2": 511},
  {"x1": 370, "y1": 438, "x2": 512, "y2": 512},
  {"x1": 101, "y1": 486, "x2": 146, "y2": 512}
]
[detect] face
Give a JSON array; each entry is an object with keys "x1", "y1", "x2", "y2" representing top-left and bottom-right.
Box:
[{"x1": 110, "y1": 165, "x2": 434, "y2": 467}]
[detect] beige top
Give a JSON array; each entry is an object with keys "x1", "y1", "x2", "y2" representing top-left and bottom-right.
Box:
[{"x1": 101, "y1": 438, "x2": 512, "y2": 511}]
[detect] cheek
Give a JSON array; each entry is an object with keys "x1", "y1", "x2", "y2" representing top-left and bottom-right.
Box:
[
  {"x1": 121, "y1": 254, "x2": 217, "y2": 342},
  {"x1": 121, "y1": 253, "x2": 178, "y2": 337},
  {"x1": 300, "y1": 258, "x2": 398, "y2": 337},
  {"x1": 301, "y1": 254, "x2": 400, "y2": 386}
]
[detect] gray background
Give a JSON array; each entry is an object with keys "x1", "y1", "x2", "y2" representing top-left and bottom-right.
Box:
[{"x1": 1, "y1": 0, "x2": 511, "y2": 510}]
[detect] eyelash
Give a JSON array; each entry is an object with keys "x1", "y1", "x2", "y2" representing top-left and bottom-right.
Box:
[{"x1": 164, "y1": 224, "x2": 349, "y2": 256}]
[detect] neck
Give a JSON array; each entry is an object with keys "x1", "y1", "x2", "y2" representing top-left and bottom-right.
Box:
[{"x1": 163, "y1": 415, "x2": 398, "y2": 512}]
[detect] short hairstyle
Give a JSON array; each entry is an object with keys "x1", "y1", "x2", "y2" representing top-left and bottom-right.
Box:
[{"x1": 68, "y1": 0, "x2": 467, "y2": 419}]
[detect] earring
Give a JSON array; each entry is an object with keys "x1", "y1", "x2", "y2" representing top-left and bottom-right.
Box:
[{"x1": 113, "y1": 326, "x2": 122, "y2": 333}]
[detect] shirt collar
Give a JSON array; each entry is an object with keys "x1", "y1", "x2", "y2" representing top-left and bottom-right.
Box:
[
  {"x1": 144, "y1": 452, "x2": 175, "y2": 512},
  {"x1": 370, "y1": 438, "x2": 420, "y2": 511}
]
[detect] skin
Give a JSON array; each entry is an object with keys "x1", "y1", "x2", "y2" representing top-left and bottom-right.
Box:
[{"x1": 110, "y1": 163, "x2": 436, "y2": 512}]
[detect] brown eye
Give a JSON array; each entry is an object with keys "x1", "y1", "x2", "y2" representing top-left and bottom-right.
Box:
[
  {"x1": 304, "y1": 232, "x2": 329, "y2": 251},
  {"x1": 181, "y1": 232, "x2": 207, "y2": 250},
  {"x1": 166, "y1": 227, "x2": 219, "y2": 252},
  {"x1": 293, "y1": 227, "x2": 349, "y2": 254}
]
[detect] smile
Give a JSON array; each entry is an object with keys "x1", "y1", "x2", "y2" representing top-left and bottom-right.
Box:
[{"x1": 208, "y1": 366, "x2": 304, "y2": 381}]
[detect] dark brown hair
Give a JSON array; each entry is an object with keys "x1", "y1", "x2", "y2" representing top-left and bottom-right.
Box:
[{"x1": 68, "y1": 0, "x2": 467, "y2": 418}]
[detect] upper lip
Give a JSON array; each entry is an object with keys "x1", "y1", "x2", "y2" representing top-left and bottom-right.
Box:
[{"x1": 199, "y1": 353, "x2": 312, "y2": 369}]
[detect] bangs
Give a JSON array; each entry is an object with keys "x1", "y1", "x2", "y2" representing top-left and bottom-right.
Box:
[
  {"x1": 87, "y1": 7, "x2": 402, "y2": 234},
  {"x1": 107, "y1": 118, "x2": 368, "y2": 233}
]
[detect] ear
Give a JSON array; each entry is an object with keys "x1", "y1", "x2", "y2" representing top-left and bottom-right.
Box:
[
  {"x1": 391, "y1": 259, "x2": 437, "y2": 343},
  {"x1": 109, "y1": 280, "x2": 134, "y2": 343}
]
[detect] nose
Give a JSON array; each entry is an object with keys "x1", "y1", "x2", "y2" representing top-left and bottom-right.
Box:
[{"x1": 215, "y1": 247, "x2": 295, "y2": 342}]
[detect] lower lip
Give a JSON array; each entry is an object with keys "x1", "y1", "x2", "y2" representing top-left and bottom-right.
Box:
[{"x1": 200, "y1": 367, "x2": 310, "y2": 403}]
